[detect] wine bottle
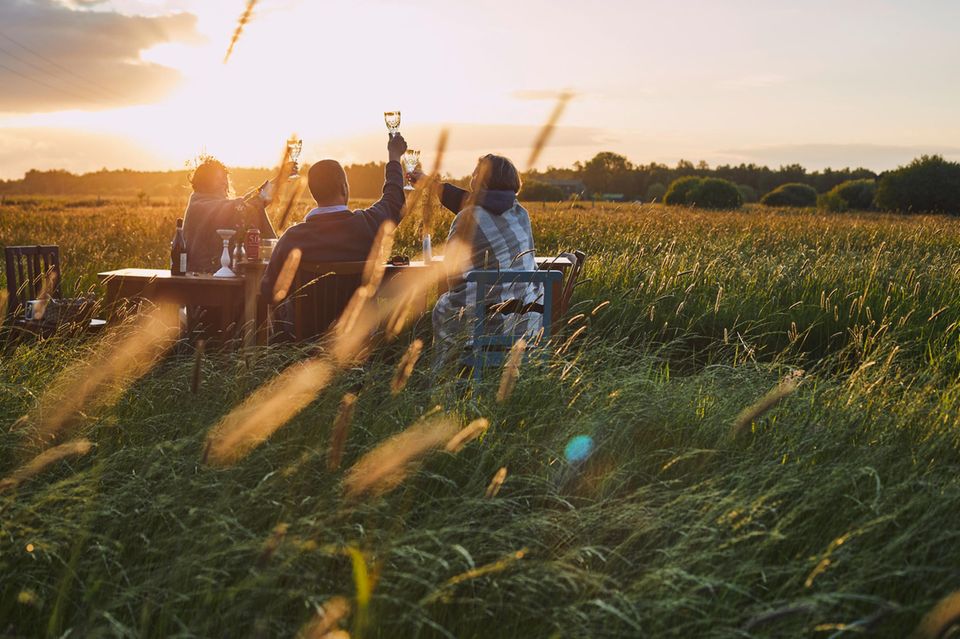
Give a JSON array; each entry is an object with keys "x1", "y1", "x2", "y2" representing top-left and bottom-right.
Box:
[{"x1": 170, "y1": 218, "x2": 187, "y2": 275}]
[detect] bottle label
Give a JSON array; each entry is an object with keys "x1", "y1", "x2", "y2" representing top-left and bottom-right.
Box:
[{"x1": 179, "y1": 254, "x2": 187, "y2": 273}]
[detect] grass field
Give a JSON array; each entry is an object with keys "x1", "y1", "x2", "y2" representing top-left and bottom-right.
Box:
[{"x1": 2, "y1": 197, "x2": 960, "y2": 638}]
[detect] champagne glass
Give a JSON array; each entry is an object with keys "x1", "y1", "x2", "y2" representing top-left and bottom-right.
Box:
[
  {"x1": 401, "y1": 149, "x2": 420, "y2": 192},
  {"x1": 384, "y1": 111, "x2": 401, "y2": 138},
  {"x1": 286, "y1": 137, "x2": 302, "y2": 179}
]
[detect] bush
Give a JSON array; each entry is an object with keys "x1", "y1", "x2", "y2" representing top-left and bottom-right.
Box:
[
  {"x1": 737, "y1": 184, "x2": 758, "y2": 203},
  {"x1": 645, "y1": 182, "x2": 667, "y2": 203},
  {"x1": 761, "y1": 183, "x2": 818, "y2": 208},
  {"x1": 875, "y1": 155, "x2": 960, "y2": 215},
  {"x1": 663, "y1": 177, "x2": 702, "y2": 206},
  {"x1": 688, "y1": 178, "x2": 743, "y2": 209},
  {"x1": 818, "y1": 191, "x2": 849, "y2": 213},
  {"x1": 519, "y1": 180, "x2": 565, "y2": 202},
  {"x1": 826, "y1": 179, "x2": 877, "y2": 211}
]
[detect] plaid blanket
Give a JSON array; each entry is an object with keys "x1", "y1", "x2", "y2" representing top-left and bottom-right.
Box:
[{"x1": 432, "y1": 186, "x2": 543, "y2": 364}]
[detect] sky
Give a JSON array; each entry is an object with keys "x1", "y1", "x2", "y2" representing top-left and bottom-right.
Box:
[{"x1": 0, "y1": 0, "x2": 958, "y2": 179}]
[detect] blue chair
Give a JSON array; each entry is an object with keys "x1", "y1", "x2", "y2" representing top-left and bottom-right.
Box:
[{"x1": 462, "y1": 269, "x2": 563, "y2": 379}]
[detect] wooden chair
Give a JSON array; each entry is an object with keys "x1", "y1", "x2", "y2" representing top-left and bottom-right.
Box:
[
  {"x1": 4, "y1": 245, "x2": 62, "y2": 318},
  {"x1": 3, "y1": 245, "x2": 104, "y2": 336},
  {"x1": 462, "y1": 269, "x2": 563, "y2": 379},
  {"x1": 289, "y1": 261, "x2": 367, "y2": 341}
]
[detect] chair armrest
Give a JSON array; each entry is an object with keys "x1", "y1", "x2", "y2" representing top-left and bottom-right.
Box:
[{"x1": 465, "y1": 270, "x2": 563, "y2": 285}]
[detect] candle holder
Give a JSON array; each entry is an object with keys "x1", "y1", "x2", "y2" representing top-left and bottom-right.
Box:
[{"x1": 213, "y1": 229, "x2": 237, "y2": 277}]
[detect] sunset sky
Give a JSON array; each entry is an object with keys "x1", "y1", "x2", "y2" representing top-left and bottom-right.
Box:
[{"x1": 1, "y1": 0, "x2": 959, "y2": 179}]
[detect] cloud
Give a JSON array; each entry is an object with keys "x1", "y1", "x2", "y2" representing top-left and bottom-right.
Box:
[
  {"x1": 0, "y1": 0, "x2": 199, "y2": 113},
  {"x1": 718, "y1": 143, "x2": 960, "y2": 171}
]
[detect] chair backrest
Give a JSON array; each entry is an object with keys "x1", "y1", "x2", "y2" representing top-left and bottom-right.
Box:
[
  {"x1": 557, "y1": 250, "x2": 587, "y2": 318},
  {"x1": 290, "y1": 261, "x2": 367, "y2": 340},
  {"x1": 4, "y1": 245, "x2": 63, "y2": 319},
  {"x1": 464, "y1": 269, "x2": 563, "y2": 376}
]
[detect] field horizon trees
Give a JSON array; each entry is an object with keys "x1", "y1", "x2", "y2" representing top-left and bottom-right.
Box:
[{"x1": 0, "y1": 151, "x2": 881, "y2": 202}]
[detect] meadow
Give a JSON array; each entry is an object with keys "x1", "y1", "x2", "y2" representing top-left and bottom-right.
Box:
[{"x1": 2, "y1": 196, "x2": 960, "y2": 638}]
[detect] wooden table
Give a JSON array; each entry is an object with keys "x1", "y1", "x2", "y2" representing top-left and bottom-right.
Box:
[
  {"x1": 99, "y1": 255, "x2": 573, "y2": 347},
  {"x1": 98, "y1": 268, "x2": 252, "y2": 343}
]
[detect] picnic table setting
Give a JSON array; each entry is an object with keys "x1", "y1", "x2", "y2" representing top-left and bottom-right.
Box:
[{"x1": 95, "y1": 237, "x2": 580, "y2": 351}]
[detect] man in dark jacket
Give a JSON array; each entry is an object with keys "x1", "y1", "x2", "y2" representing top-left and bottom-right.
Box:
[
  {"x1": 182, "y1": 158, "x2": 279, "y2": 273},
  {"x1": 261, "y1": 134, "x2": 408, "y2": 302}
]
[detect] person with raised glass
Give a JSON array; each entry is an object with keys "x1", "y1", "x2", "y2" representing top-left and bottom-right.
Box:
[
  {"x1": 260, "y1": 132, "x2": 409, "y2": 303},
  {"x1": 409, "y1": 154, "x2": 540, "y2": 366},
  {"x1": 181, "y1": 157, "x2": 281, "y2": 273}
]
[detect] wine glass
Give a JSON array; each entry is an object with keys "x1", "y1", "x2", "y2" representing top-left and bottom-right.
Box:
[
  {"x1": 286, "y1": 137, "x2": 302, "y2": 179},
  {"x1": 401, "y1": 149, "x2": 420, "y2": 191},
  {"x1": 384, "y1": 111, "x2": 401, "y2": 138}
]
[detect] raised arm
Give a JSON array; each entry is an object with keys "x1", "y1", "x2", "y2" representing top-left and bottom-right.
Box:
[
  {"x1": 356, "y1": 134, "x2": 408, "y2": 230},
  {"x1": 440, "y1": 183, "x2": 468, "y2": 213}
]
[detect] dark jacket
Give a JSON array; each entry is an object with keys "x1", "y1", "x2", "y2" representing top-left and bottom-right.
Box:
[
  {"x1": 182, "y1": 192, "x2": 276, "y2": 273},
  {"x1": 261, "y1": 161, "x2": 405, "y2": 300}
]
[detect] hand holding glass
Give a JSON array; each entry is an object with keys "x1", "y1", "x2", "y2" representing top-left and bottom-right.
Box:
[
  {"x1": 384, "y1": 111, "x2": 401, "y2": 138},
  {"x1": 401, "y1": 150, "x2": 420, "y2": 191},
  {"x1": 286, "y1": 138, "x2": 302, "y2": 179}
]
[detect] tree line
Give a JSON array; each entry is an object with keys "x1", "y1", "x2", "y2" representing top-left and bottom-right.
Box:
[
  {"x1": 0, "y1": 152, "x2": 881, "y2": 202},
  {"x1": 522, "y1": 152, "x2": 878, "y2": 201}
]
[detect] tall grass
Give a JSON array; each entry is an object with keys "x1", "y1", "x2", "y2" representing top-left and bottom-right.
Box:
[{"x1": 2, "y1": 199, "x2": 960, "y2": 637}]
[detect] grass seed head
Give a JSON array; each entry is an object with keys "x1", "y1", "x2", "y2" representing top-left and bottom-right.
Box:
[
  {"x1": 0, "y1": 439, "x2": 94, "y2": 493},
  {"x1": 445, "y1": 418, "x2": 490, "y2": 453},
  {"x1": 327, "y1": 393, "x2": 358, "y2": 472},
  {"x1": 496, "y1": 339, "x2": 526, "y2": 403},
  {"x1": 485, "y1": 466, "x2": 508, "y2": 498},
  {"x1": 342, "y1": 413, "x2": 459, "y2": 499},
  {"x1": 390, "y1": 339, "x2": 423, "y2": 395}
]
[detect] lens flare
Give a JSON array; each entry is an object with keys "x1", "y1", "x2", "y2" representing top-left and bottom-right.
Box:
[{"x1": 564, "y1": 435, "x2": 594, "y2": 463}]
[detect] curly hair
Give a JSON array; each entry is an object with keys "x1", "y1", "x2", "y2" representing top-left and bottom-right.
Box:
[{"x1": 189, "y1": 156, "x2": 231, "y2": 195}]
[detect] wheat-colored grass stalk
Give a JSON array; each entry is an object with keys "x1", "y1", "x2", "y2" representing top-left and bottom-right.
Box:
[
  {"x1": 327, "y1": 393, "x2": 357, "y2": 472},
  {"x1": 19, "y1": 307, "x2": 179, "y2": 448},
  {"x1": 485, "y1": 466, "x2": 508, "y2": 498},
  {"x1": 911, "y1": 590, "x2": 960, "y2": 639},
  {"x1": 190, "y1": 339, "x2": 206, "y2": 394},
  {"x1": 204, "y1": 358, "x2": 335, "y2": 466},
  {"x1": 445, "y1": 418, "x2": 489, "y2": 453},
  {"x1": 30, "y1": 267, "x2": 58, "y2": 321},
  {"x1": 255, "y1": 522, "x2": 289, "y2": 568},
  {"x1": 342, "y1": 412, "x2": 459, "y2": 499},
  {"x1": 296, "y1": 596, "x2": 351, "y2": 639},
  {"x1": 271, "y1": 247, "x2": 302, "y2": 303},
  {"x1": 421, "y1": 129, "x2": 449, "y2": 238},
  {"x1": 276, "y1": 174, "x2": 308, "y2": 233},
  {"x1": 730, "y1": 370, "x2": 804, "y2": 439},
  {"x1": 223, "y1": 0, "x2": 258, "y2": 63},
  {"x1": 420, "y1": 546, "x2": 526, "y2": 604},
  {"x1": 496, "y1": 339, "x2": 526, "y2": 403},
  {"x1": 390, "y1": 339, "x2": 423, "y2": 395},
  {"x1": 527, "y1": 91, "x2": 573, "y2": 170},
  {"x1": 0, "y1": 439, "x2": 93, "y2": 493}
]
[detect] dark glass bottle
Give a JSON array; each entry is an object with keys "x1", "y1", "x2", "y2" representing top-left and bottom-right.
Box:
[{"x1": 170, "y1": 218, "x2": 187, "y2": 275}]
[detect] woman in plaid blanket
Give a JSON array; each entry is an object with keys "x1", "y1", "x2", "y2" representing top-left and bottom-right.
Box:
[{"x1": 414, "y1": 155, "x2": 542, "y2": 367}]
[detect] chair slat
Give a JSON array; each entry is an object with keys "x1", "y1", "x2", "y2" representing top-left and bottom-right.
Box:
[
  {"x1": 465, "y1": 268, "x2": 563, "y2": 380},
  {"x1": 4, "y1": 245, "x2": 61, "y2": 321},
  {"x1": 289, "y1": 261, "x2": 367, "y2": 341}
]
